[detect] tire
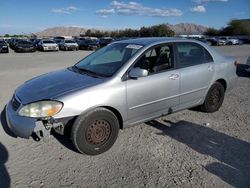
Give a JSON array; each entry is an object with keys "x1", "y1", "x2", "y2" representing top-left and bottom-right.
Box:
[
  {"x1": 200, "y1": 82, "x2": 225, "y2": 113},
  {"x1": 71, "y1": 108, "x2": 119, "y2": 155}
]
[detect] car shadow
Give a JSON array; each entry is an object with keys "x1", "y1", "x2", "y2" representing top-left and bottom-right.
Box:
[
  {"x1": 52, "y1": 130, "x2": 80, "y2": 154},
  {"x1": 0, "y1": 107, "x2": 17, "y2": 138},
  {"x1": 236, "y1": 64, "x2": 250, "y2": 78},
  {"x1": 146, "y1": 120, "x2": 250, "y2": 188},
  {"x1": 0, "y1": 142, "x2": 11, "y2": 188}
]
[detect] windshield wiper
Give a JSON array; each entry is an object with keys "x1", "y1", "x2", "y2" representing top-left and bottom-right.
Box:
[{"x1": 72, "y1": 65, "x2": 107, "y2": 78}]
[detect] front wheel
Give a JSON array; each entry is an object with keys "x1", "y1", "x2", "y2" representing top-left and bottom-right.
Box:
[
  {"x1": 71, "y1": 108, "x2": 119, "y2": 155},
  {"x1": 200, "y1": 82, "x2": 225, "y2": 113}
]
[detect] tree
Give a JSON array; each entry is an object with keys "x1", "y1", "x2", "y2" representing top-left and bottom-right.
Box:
[
  {"x1": 204, "y1": 28, "x2": 220, "y2": 36},
  {"x1": 85, "y1": 29, "x2": 92, "y2": 37}
]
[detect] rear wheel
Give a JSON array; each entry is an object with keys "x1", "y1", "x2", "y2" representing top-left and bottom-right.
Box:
[
  {"x1": 200, "y1": 82, "x2": 225, "y2": 113},
  {"x1": 71, "y1": 108, "x2": 119, "y2": 155}
]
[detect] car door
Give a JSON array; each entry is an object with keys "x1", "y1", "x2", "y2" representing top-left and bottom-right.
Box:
[
  {"x1": 126, "y1": 44, "x2": 180, "y2": 124},
  {"x1": 175, "y1": 42, "x2": 215, "y2": 109}
]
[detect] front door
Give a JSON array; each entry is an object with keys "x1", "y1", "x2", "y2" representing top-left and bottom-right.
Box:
[{"x1": 126, "y1": 44, "x2": 180, "y2": 124}]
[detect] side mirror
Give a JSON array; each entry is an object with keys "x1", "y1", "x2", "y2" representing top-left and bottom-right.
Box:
[{"x1": 129, "y1": 67, "x2": 148, "y2": 79}]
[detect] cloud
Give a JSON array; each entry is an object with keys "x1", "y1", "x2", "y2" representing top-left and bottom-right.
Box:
[
  {"x1": 190, "y1": 5, "x2": 206, "y2": 12},
  {"x1": 96, "y1": 9, "x2": 115, "y2": 18},
  {"x1": 0, "y1": 24, "x2": 13, "y2": 28},
  {"x1": 96, "y1": 1, "x2": 183, "y2": 18},
  {"x1": 51, "y1": 6, "x2": 80, "y2": 14},
  {"x1": 193, "y1": 0, "x2": 228, "y2": 4}
]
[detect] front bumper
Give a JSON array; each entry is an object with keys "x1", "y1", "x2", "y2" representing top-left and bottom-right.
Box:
[
  {"x1": 16, "y1": 47, "x2": 36, "y2": 52},
  {"x1": 6, "y1": 100, "x2": 39, "y2": 138},
  {"x1": 43, "y1": 46, "x2": 58, "y2": 51}
]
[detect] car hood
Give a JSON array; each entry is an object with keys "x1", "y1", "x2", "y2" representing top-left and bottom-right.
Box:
[
  {"x1": 16, "y1": 68, "x2": 105, "y2": 104},
  {"x1": 17, "y1": 44, "x2": 34, "y2": 48}
]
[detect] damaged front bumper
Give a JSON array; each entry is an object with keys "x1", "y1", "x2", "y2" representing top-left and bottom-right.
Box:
[
  {"x1": 6, "y1": 100, "x2": 42, "y2": 138},
  {"x1": 6, "y1": 100, "x2": 63, "y2": 140}
]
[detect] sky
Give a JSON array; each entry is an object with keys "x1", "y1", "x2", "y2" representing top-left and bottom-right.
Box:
[{"x1": 0, "y1": 0, "x2": 249, "y2": 34}]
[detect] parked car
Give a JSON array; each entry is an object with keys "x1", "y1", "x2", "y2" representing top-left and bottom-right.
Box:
[
  {"x1": 99, "y1": 37, "x2": 114, "y2": 47},
  {"x1": 5, "y1": 38, "x2": 237, "y2": 155},
  {"x1": 9, "y1": 38, "x2": 23, "y2": 50},
  {"x1": 205, "y1": 38, "x2": 226, "y2": 46},
  {"x1": 238, "y1": 37, "x2": 250, "y2": 44},
  {"x1": 78, "y1": 38, "x2": 99, "y2": 50},
  {"x1": 37, "y1": 40, "x2": 59, "y2": 51},
  {"x1": 219, "y1": 37, "x2": 240, "y2": 45},
  {"x1": 246, "y1": 56, "x2": 250, "y2": 72},
  {"x1": 0, "y1": 40, "x2": 9, "y2": 53},
  {"x1": 59, "y1": 39, "x2": 79, "y2": 51},
  {"x1": 14, "y1": 40, "x2": 36, "y2": 53}
]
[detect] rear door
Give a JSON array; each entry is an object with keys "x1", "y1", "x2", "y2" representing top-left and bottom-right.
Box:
[{"x1": 175, "y1": 42, "x2": 215, "y2": 109}]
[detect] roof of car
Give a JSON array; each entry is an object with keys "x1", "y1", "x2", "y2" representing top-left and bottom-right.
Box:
[{"x1": 116, "y1": 37, "x2": 188, "y2": 46}]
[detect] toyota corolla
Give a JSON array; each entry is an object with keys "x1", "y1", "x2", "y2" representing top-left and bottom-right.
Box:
[{"x1": 5, "y1": 38, "x2": 237, "y2": 155}]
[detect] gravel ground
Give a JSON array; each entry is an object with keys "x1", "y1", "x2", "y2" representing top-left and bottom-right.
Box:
[{"x1": 0, "y1": 45, "x2": 249, "y2": 188}]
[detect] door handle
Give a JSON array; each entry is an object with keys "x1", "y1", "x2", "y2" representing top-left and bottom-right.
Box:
[{"x1": 169, "y1": 74, "x2": 179, "y2": 80}]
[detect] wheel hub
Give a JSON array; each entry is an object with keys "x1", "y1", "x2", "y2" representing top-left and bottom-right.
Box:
[
  {"x1": 86, "y1": 120, "x2": 111, "y2": 145},
  {"x1": 209, "y1": 88, "x2": 221, "y2": 106}
]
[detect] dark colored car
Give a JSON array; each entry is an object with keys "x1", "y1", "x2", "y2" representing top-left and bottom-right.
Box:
[
  {"x1": 239, "y1": 37, "x2": 250, "y2": 44},
  {"x1": 14, "y1": 40, "x2": 36, "y2": 53},
  {"x1": 99, "y1": 37, "x2": 114, "y2": 47},
  {"x1": 78, "y1": 38, "x2": 100, "y2": 50},
  {"x1": 9, "y1": 38, "x2": 23, "y2": 50},
  {"x1": 0, "y1": 40, "x2": 9, "y2": 53}
]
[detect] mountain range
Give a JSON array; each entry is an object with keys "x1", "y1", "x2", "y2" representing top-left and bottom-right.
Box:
[{"x1": 35, "y1": 23, "x2": 208, "y2": 37}]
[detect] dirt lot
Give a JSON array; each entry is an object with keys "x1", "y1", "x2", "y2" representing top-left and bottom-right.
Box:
[{"x1": 0, "y1": 45, "x2": 249, "y2": 188}]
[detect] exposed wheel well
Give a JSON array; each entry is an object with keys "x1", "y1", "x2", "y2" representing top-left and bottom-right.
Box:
[
  {"x1": 216, "y1": 79, "x2": 227, "y2": 91},
  {"x1": 102, "y1": 106, "x2": 123, "y2": 130},
  {"x1": 63, "y1": 106, "x2": 123, "y2": 137}
]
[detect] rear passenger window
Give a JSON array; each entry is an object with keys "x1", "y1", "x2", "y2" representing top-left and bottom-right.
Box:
[{"x1": 176, "y1": 43, "x2": 213, "y2": 68}]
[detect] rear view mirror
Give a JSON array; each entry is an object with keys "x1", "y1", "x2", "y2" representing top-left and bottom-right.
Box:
[{"x1": 129, "y1": 67, "x2": 148, "y2": 79}]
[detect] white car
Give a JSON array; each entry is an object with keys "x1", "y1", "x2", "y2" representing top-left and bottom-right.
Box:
[
  {"x1": 220, "y1": 37, "x2": 240, "y2": 45},
  {"x1": 38, "y1": 40, "x2": 59, "y2": 51}
]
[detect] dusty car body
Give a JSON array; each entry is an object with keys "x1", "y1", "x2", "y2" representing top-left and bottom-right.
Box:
[{"x1": 5, "y1": 38, "x2": 237, "y2": 155}]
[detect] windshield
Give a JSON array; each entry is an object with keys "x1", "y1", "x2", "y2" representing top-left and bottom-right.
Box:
[
  {"x1": 19, "y1": 41, "x2": 32, "y2": 45},
  {"x1": 75, "y1": 43, "x2": 143, "y2": 77},
  {"x1": 0, "y1": 41, "x2": 6, "y2": 45},
  {"x1": 86, "y1": 39, "x2": 98, "y2": 44},
  {"x1": 65, "y1": 40, "x2": 75, "y2": 43}
]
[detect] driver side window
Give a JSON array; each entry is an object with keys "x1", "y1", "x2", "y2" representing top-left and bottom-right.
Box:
[{"x1": 134, "y1": 44, "x2": 174, "y2": 74}]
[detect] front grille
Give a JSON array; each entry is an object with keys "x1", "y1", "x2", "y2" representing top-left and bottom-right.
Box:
[{"x1": 11, "y1": 95, "x2": 21, "y2": 111}]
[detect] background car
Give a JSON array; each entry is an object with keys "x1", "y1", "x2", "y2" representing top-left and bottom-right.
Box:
[
  {"x1": 78, "y1": 37, "x2": 99, "y2": 50},
  {"x1": 37, "y1": 39, "x2": 59, "y2": 52},
  {"x1": 14, "y1": 40, "x2": 36, "y2": 53},
  {"x1": 59, "y1": 39, "x2": 79, "y2": 51},
  {"x1": 246, "y1": 56, "x2": 250, "y2": 72},
  {"x1": 0, "y1": 40, "x2": 9, "y2": 53},
  {"x1": 219, "y1": 37, "x2": 240, "y2": 45},
  {"x1": 99, "y1": 37, "x2": 114, "y2": 47}
]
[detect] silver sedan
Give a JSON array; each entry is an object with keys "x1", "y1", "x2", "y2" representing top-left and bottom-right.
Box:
[{"x1": 5, "y1": 38, "x2": 238, "y2": 155}]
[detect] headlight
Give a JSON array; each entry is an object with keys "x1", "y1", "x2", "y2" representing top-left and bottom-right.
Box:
[{"x1": 19, "y1": 101, "x2": 63, "y2": 118}]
